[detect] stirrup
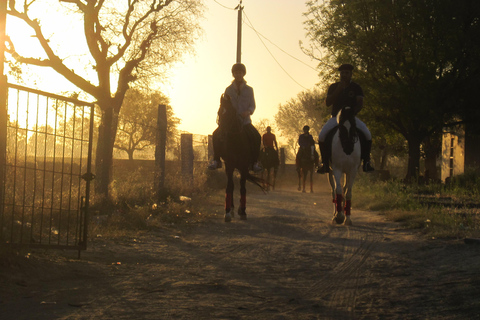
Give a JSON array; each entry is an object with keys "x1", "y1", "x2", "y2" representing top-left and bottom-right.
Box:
[
  {"x1": 363, "y1": 161, "x2": 374, "y2": 172},
  {"x1": 316, "y1": 164, "x2": 330, "y2": 174},
  {"x1": 208, "y1": 160, "x2": 222, "y2": 170},
  {"x1": 252, "y1": 162, "x2": 263, "y2": 173}
]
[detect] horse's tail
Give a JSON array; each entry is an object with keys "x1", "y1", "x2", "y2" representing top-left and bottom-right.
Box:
[{"x1": 246, "y1": 173, "x2": 268, "y2": 193}]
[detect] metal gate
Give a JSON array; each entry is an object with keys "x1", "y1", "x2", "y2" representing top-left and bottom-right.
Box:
[{"x1": 0, "y1": 83, "x2": 94, "y2": 256}]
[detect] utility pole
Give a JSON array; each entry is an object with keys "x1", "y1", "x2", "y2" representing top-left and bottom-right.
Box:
[{"x1": 235, "y1": 0, "x2": 243, "y2": 63}]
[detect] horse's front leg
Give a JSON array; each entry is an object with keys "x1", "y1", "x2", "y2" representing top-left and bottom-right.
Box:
[
  {"x1": 238, "y1": 171, "x2": 247, "y2": 220},
  {"x1": 266, "y1": 168, "x2": 271, "y2": 191},
  {"x1": 224, "y1": 167, "x2": 235, "y2": 222},
  {"x1": 332, "y1": 170, "x2": 345, "y2": 224},
  {"x1": 302, "y1": 171, "x2": 307, "y2": 193},
  {"x1": 309, "y1": 169, "x2": 313, "y2": 193},
  {"x1": 272, "y1": 167, "x2": 277, "y2": 191},
  {"x1": 297, "y1": 167, "x2": 302, "y2": 191}
]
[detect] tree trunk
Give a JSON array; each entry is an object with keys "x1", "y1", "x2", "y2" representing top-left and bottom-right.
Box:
[
  {"x1": 405, "y1": 137, "x2": 422, "y2": 182},
  {"x1": 423, "y1": 132, "x2": 441, "y2": 182},
  {"x1": 95, "y1": 106, "x2": 118, "y2": 211}
]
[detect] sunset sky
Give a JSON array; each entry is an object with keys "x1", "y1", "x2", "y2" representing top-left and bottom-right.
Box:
[
  {"x1": 167, "y1": 0, "x2": 321, "y2": 135},
  {"x1": 5, "y1": 0, "x2": 322, "y2": 137}
]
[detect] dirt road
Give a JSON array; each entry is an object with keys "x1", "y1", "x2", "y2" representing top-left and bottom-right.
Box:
[{"x1": 2, "y1": 177, "x2": 480, "y2": 319}]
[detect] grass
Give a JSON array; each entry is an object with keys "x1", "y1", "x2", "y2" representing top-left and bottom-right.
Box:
[
  {"x1": 90, "y1": 160, "x2": 480, "y2": 241},
  {"x1": 354, "y1": 171, "x2": 480, "y2": 240},
  {"x1": 89, "y1": 163, "x2": 225, "y2": 238}
]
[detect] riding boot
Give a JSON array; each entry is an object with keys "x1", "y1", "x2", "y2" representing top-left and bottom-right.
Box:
[
  {"x1": 362, "y1": 140, "x2": 375, "y2": 172},
  {"x1": 317, "y1": 141, "x2": 330, "y2": 174}
]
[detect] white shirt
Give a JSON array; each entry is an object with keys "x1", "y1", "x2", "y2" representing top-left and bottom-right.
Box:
[{"x1": 224, "y1": 80, "x2": 256, "y2": 125}]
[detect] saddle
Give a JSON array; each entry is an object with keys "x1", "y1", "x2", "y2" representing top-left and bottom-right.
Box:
[{"x1": 325, "y1": 126, "x2": 365, "y2": 156}]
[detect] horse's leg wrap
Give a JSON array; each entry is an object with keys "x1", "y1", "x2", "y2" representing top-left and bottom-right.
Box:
[
  {"x1": 344, "y1": 200, "x2": 351, "y2": 216},
  {"x1": 225, "y1": 193, "x2": 233, "y2": 212},
  {"x1": 335, "y1": 194, "x2": 343, "y2": 213},
  {"x1": 240, "y1": 194, "x2": 246, "y2": 209}
]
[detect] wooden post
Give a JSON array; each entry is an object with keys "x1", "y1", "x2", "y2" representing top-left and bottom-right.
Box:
[
  {"x1": 181, "y1": 133, "x2": 194, "y2": 185},
  {"x1": 155, "y1": 104, "x2": 167, "y2": 201}
]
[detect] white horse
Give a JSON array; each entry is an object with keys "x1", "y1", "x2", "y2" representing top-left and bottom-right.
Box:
[{"x1": 328, "y1": 107, "x2": 361, "y2": 226}]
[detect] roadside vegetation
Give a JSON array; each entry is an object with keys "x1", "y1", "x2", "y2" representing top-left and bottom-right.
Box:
[
  {"x1": 89, "y1": 165, "x2": 224, "y2": 239},
  {"x1": 354, "y1": 170, "x2": 480, "y2": 240},
  {"x1": 90, "y1": 162, "x2": 480, "y2": 241}
]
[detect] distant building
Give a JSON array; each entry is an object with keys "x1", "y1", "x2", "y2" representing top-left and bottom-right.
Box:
[{"x1": 441, "y1": 124, "x2": 480, "y2": 182}]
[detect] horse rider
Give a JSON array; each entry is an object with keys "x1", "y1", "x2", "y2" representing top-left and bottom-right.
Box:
[
  {"x1": 262, "y1": 126, "x2": 278, "y2": 152},
  {"x1": 317, "y1": 63, "x2": 375, "y2": 174},
  {"x1": 208, "y1": 63, "x2": 262, "y2": 172},
  {"x1": 296, "y1": 125, "x2": 319, "y2": 169}
]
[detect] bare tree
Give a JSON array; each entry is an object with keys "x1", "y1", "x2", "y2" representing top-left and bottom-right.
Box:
[{"x1": 6, "y1": 0, "x2": 204, "y2": 204}]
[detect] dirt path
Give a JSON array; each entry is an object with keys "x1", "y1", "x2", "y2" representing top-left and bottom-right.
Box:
[{"x1": 2, "y1": 177, "x2": 480, "y2": 319}]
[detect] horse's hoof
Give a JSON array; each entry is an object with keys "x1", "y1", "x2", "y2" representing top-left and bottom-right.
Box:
[
  {"x1": 237, "y1": 207, "x2": 247, "y2": 220},
  {"x1": 344, "y1": 217, "x2": 352, "y2": 226},
  {"x1": 333, "y1": 213, "x2": 345, "y2": 224},
  {"x1": 302, "y1": 189, "x2": 306, "y2": 193},
  {"x1": 224, "y1": 212, "x2": 232, "y2": 222},
  {"x1": 310, "y1": 190, "x2": 314, "y2": 193},
  {"x1": 298, "y1": 187, "x2": 301, "y2": 191}
]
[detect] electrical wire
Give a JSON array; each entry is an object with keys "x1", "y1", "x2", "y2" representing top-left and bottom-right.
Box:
[
  {"x1": 242, "y1": 10, "x2": 314, "y2": 90},
  {"x1": 212, "y1": 0, "x2": 236, "y2": 11}
]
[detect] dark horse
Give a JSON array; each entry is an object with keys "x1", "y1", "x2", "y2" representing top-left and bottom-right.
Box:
[
  {"x1": 259, "y1": 147, "x2": 279, "y2": 191},
  {"x1": 217, "y1": 94, "x2": 265, "y2": 222},
  {"x1": 296, "y1": 147, "x2": 317, "y2": 193}
]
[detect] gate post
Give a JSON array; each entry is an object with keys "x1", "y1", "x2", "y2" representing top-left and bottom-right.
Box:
[
  {"x1": 181, "y1": 133, "x2": 193, "y2": 185},
  {"x1": 0, "y1": 0, "x2": 8, "y2": 225},
  {"x1": 155, "y1": 104, "x2": 167, "y2": 201}
]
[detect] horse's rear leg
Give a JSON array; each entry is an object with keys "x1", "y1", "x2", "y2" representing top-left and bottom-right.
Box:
[
  {"x1": 225, "y1": 192, "x2": 233, "y2": 222},
  {"x1": 344, "y1": 199, "x2": 352, "y2": 226},
  {"x1": 238, "y1": 175, "x2": 247, "y2": 220},
  {"x1": 225, "y1": 170, "x2": 235, "y2": 222},
  {"x1": 309, "y1": 171, "x2": 313, "y2": 193}
]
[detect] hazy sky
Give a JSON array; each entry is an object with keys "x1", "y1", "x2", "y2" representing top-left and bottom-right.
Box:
[{"x1": 166, "y1": 0, "x2": 320, "y2": 135}]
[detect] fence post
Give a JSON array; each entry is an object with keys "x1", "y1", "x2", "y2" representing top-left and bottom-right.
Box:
[
  {"x1": 0, "y1": 0, "x2": 7, "y2": 223},
  {"x1": 280, "y1": 147, "x2": 285, "y2": 173},
  {"x1": 155, "y1": 104, "x2": 167, "y2": 201},
  {"x1": 181, "y1": 133, "x2": 194, "y2": 185}
]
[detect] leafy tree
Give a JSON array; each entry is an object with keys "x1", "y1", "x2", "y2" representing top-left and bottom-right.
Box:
[
  {"x1": 275, "y1": 89, "x2": 327, "y2": 154},
  {"x1": 114, "y1": 89, "x2": 179, "y2": 162},
  {"x1": 6, "y1": 0, "x2": 203, "y2": 203},
  {"x1": 304, "y1": 0, "x2": 480, "y2": 181}
]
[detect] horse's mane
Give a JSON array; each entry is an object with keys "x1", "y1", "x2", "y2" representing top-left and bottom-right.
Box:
[
  {"x1": 337, "y1": 107, "x2": 358, "y2": 155},
  {"x1": 217, "y1": 94, "x2": 242, "y2": 134}
]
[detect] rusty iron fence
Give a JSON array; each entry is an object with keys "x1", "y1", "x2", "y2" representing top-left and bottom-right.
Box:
[{"x1": 0, "y1": 83, "x2": 94, "y2": 256}]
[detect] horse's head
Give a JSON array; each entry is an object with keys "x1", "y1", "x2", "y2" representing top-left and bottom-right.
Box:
[
  {"x1": 337, "y1": 107, "x2": 356, "y2": 127},
  {"x1": 219, "y1": 94, "x2": 243, "y2": 134}
]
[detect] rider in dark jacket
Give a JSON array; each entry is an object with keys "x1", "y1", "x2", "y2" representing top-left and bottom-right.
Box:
[{"x1": 317, "y1": 63, "x2": 374, "y2": 174}]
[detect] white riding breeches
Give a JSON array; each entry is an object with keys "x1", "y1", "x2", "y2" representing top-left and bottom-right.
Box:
[{"x1": 318, "y1": 116, "x2": 372, "y2": 142}]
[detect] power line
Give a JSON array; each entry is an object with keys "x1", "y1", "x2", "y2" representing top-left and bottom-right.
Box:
[
  {"x1": 243, "y1": 10, "x2": 314, "y2": 90},
  {"x1": 243, "y1": 17, "x2": 317, "y2": 72},
  {"x1": 212, "y1": 0, "x2": 236, "y2": 11}
]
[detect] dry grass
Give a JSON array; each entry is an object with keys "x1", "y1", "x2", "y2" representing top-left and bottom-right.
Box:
[{"x1": 354, "y1": 172, "x2": 480, "y2": 239}]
